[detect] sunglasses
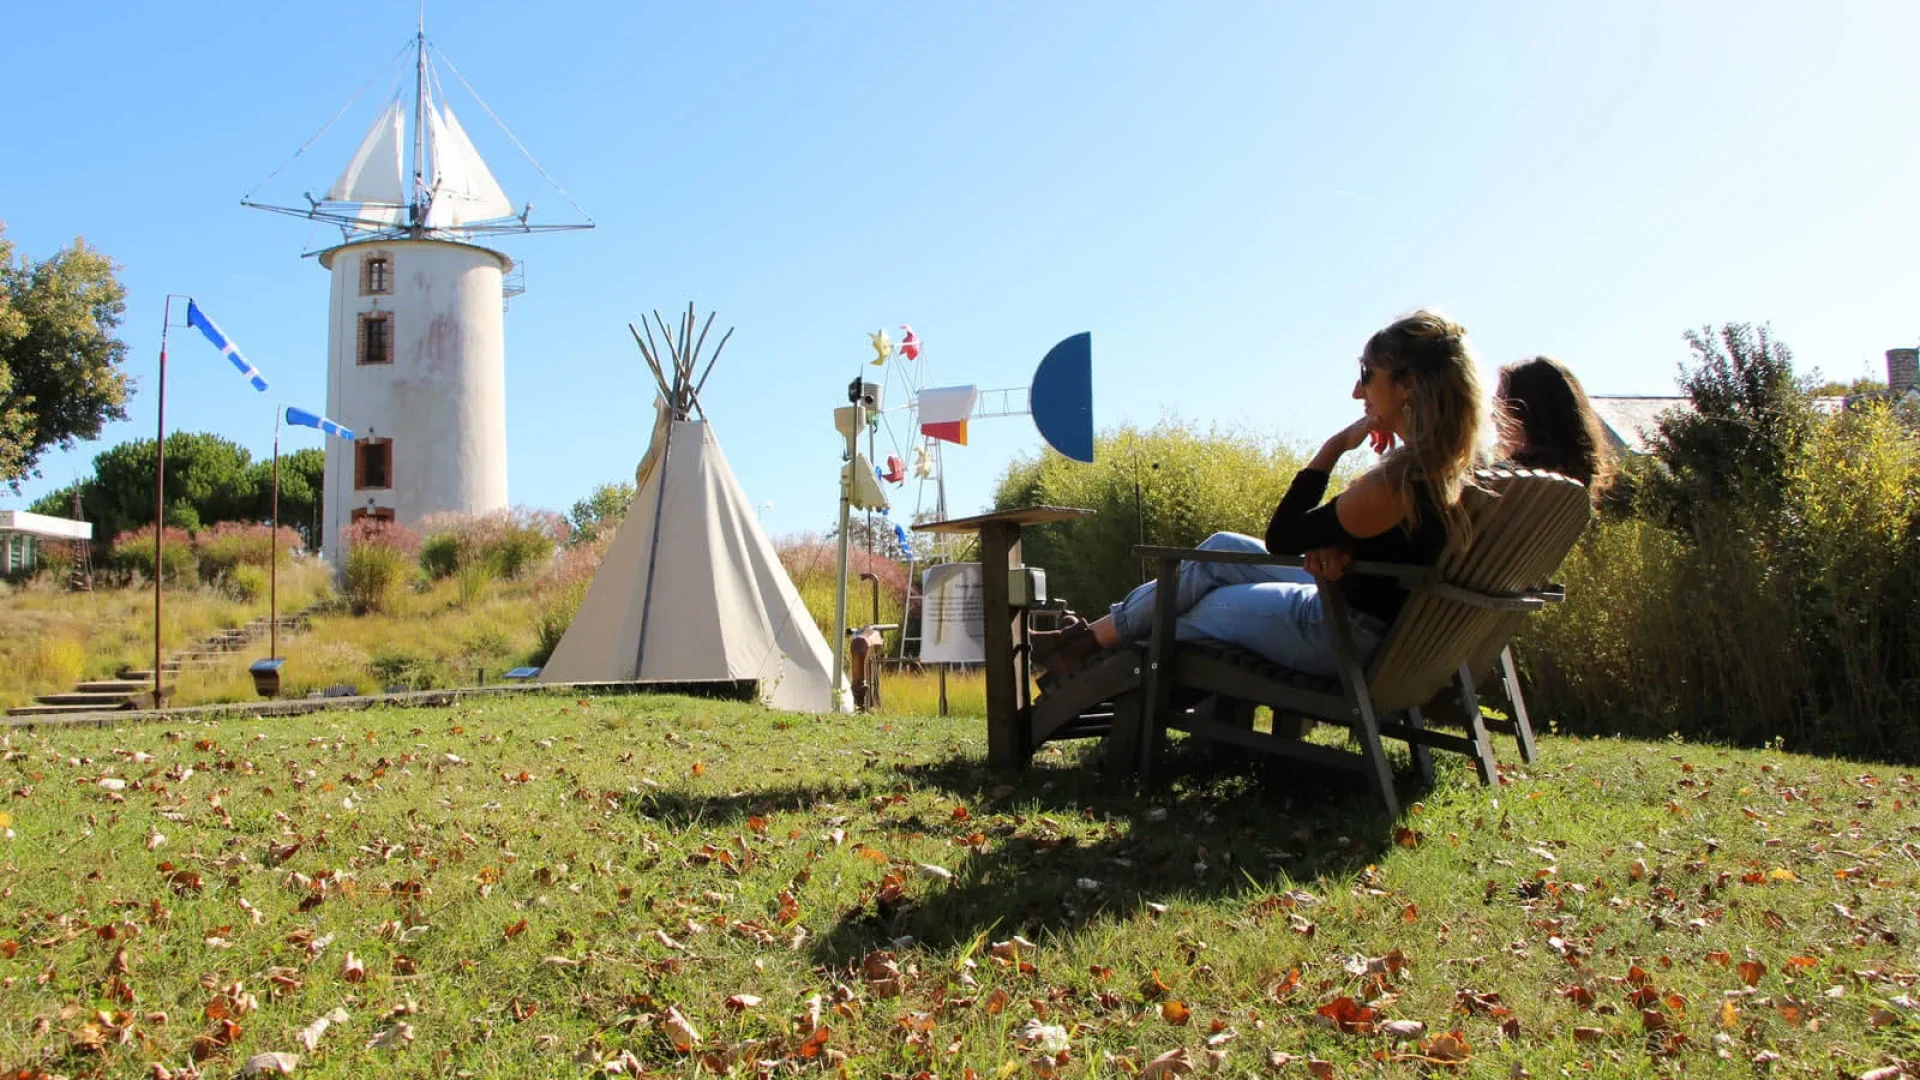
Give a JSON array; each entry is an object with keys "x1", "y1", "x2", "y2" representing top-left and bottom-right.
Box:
[{"x1": 1358, "y1": 360, "x2": 1376, "y2": 384}]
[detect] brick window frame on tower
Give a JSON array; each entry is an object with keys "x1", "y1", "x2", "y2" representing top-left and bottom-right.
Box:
[
  {"x1": 360, "y1": 252, "x2": 393, "y2": 295},
  {"x1": 357, "y1": 312, "x2": 394, "y2": 366},
  {"x1": 354, "y1": 437, "x2": 393, "y2": 491}
]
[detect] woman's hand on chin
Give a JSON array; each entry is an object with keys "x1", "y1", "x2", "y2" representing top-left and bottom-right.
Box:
[
  {"x1": 1310, "y1": 414, "x2": 1378, "y2": 471},
  {"x1": 1325, "y1": 414, "x2": 1377, "y2": 456}
]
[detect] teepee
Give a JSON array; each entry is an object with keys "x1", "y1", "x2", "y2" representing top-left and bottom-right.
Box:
[{"x1": 539, "y1": 306, "x2": 846, "y2": 712}]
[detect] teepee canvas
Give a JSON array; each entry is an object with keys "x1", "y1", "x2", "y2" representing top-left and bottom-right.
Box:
[{"x1": 539, "y1": 307, "x2": 845, "y2": 712}]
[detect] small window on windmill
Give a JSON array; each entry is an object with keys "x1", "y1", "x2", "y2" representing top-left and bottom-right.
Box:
[
  {"x1": 358, "y1": 313, "x2": 393, "y2": 366},
  {"x1": 362, "y1": 254, "x2": 392, "y2": 295},
  {"x1": 350, "y1": 506, "x2": 395, "y2": 526},
  {"x1": 355, "y1": 438, "x2": 392, "y2": 490}
]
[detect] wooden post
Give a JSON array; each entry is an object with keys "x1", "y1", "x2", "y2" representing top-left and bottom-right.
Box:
[
  {"x1": 980, "y1": 520, "x2": 1025, "y2": 770},
  {"x1": 913, "y1": 506, "x2": 1093, "y2": 770}
]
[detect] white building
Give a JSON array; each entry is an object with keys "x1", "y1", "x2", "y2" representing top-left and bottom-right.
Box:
[
  {"x1": 317, "y1": 238, "x2": 510, "y2": 556},
  {"x1": 0, "y1": 510, "x2": 91, "y2": 576},
  {"x1": 245, "y1": 24, "x2": 588, "y2": 563}
]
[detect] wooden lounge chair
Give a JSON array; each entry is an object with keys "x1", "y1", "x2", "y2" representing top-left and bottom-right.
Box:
[{"x1": 1124, "y1": 468, "x2": 1592, "y2": 816}]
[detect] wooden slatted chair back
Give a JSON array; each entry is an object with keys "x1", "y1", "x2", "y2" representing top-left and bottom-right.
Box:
[{"x1": 1364, "y1": 469, "x2": 1592, "y2": 711}]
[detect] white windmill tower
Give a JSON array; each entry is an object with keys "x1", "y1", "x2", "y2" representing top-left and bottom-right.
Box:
[{"x1": 244, "y1": 14, "x2": 590, "y2": 563}]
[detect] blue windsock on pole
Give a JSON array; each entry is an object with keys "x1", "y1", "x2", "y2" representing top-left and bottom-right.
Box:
[{"x1": 284, "y1": 406, "x2": 355, "y2": 441}]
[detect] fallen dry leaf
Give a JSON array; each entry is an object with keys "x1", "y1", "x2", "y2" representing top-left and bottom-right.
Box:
[
  {"x1": 1380, "y1": 1019, "x2": 1426, "y2": 1040},
  {"x1": 295, "y1": 1008, "x2": 348, "y2": 1053},
  {"x1": 241, "y1": 1051, "x2": 298, "y2": 1075},
  {"x1": 1140, "y1": 1047, "x2": 1193, "y2": 1080},
  {"x1": 662, "y1": 1006, "x2": 702, "y2": 1051},
  {"x1": 366, "y1": 1023, "x2": 413, "y2": 1050}
]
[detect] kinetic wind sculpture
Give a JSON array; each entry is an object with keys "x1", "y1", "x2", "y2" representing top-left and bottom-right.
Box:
[
  {"x1": 242, "y1": 10, "x2": 591, "y2": 563},
  {"x1": 829, "y1": 326, "x2": 1096, "y2": 693}
]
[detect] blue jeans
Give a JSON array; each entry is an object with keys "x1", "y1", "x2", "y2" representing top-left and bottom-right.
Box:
[{"x1": 1108, "y1": 532, "x2": 1386, "y2": 678}]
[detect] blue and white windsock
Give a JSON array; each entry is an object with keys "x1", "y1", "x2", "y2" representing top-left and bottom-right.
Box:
[
  {"x1": 285, "y1": 406, "x2": 354, "y2": 441},
  {"x1": 186, "y1": 300, "x2": 269, "y2": 392}
]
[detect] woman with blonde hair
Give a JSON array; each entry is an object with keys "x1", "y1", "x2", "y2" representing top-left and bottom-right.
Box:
[{"x1": 1033, "y1": 310, "x2": 1485, "y2": 678}]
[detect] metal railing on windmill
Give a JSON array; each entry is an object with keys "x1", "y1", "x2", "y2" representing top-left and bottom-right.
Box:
[{"x1": 832, "y1": 331, "x2": 1096, "y2": 721}]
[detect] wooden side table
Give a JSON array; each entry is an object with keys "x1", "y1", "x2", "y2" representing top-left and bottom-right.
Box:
[{"x1": 916, "y1": 505, "x2": 1093, "y2": 769}]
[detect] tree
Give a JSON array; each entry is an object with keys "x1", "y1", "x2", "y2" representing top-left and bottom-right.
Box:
[
  {"x1": 0, "y1": 225, "x2": 132, "y2": 490},
  {"x1": 1808, "y1": 375, "x2": 1886, "y2": 398},
  {"x1": 30, "y1": 432, "x2": 259, "y2": 542},
  {"x1": 245, "y1": 447, "x2": 325, "y2": 548},
  {"x1": 567, "y1": 481, "x2": 636, "y2": 546},
  {"x1": 1643, "y1": 323, "x2": 1812, "y2": 530}
]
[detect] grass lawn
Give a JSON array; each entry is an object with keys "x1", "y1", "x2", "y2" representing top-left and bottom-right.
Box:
[{"x1": 1, "y1": 697, "x2": 1916, "y2": 1079}]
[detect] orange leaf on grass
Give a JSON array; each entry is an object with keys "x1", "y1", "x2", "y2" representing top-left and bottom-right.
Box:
[
  {"x1": 1738, "y1": 961, "x2": 1766, "y2": 988},
  {"x1": 1159, "y1": 1000, "x2": 1191, "y2": 1025},
  {"x1": 1314, "y1": 996, "x2": 1378, "y2": 1035},
  {"x1": 503, "y1": 919, "x2": 528, "y2": 940}
]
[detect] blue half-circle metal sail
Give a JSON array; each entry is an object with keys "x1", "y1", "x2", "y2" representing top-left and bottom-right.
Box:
[{"x1": 1030, "y1": 332, "x2": 1094, "y2": 463}]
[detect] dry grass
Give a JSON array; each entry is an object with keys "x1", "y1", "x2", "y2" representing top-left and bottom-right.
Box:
[{"x1": 0, "y1": 561, "x2": 335, "y2": 708}]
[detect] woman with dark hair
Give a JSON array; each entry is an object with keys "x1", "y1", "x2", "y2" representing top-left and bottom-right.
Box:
[
  {"x1": 1033, "y1": 310, "x2": 1486, "y2": 678},
  {"x1": 1495, "y1": 356, "x2": 1611, "y2": 493}
]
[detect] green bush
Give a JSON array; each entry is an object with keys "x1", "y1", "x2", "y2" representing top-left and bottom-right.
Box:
[
  {"x1": 226, "y1": 564, "x2": 267, "y2": 602},
  {"x1": 368, "y1": 646, "x2": 446, "y2": 691},
  {"x1": 420, "y1": 533, "x2": 462, "y2": 581},
  {"x1": 341, "y1": 519, "x2": 421, "y2": 615},
  {"x1": 992, "y1": 421, "x2": 1309, "y2": 615},
  {"x1": 1518, "y1": 398, "x2": 1920, "y2": 761},
  {"x1": 455, "y1": 561, "x2": 494, "y2": 607}
]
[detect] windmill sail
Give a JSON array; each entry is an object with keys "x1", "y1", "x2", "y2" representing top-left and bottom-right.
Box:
[
  {"x1": 425, "y1": 104, "x2": 515, "y2": 228},
  {"x1": 325, "y1": 99, "x2": 406, "y2": 206},
  {"x1": 242, "y1": 22, "x2": 590, "y2": 241}
]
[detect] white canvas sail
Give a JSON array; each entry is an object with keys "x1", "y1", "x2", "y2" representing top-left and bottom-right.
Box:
[
  {"x1": 425, "y1": 104, "x2": 514, "y2": 228},
  {"x1": 325, "y1": 100, "x2": 406, "y2": 206}
]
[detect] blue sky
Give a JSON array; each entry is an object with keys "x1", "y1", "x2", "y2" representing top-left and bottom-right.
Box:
[{"x1": 4, "y1": 2, "x2": 1918, "y2": 537}]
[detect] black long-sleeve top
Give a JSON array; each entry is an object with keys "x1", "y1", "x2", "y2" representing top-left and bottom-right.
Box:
[{"x1": 1263, "y1": 468, "x2": 1448, "y2": 625}]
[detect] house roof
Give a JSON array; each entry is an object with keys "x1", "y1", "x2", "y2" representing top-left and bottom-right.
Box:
[
  {"x1": 1587, "y1": 394, "x2": 1852, "y2": 455},
  {"x1": 0, "y1": 510, "x2": 92, "y2": 541},
  {"x1": 1587, "y1": 396, "x2": 1685, "y2": 456}
]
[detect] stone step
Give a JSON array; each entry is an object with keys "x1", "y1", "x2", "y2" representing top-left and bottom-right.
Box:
[
  {"x1": 7, "y1": 703, "x2": 126, "y2": 717},
  {"x1": 74, "y1": 680, "x2": 152, "y2": 694},
  {"x1": 34, "y1": 692, "x2": 139, "y2": 708}
]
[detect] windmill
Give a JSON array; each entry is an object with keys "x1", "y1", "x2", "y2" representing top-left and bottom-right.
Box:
[
  {"x1": 539, "y1": 306, "x2": 846, "y2": 713},
  {"x1": 242, "y1": 10, "x2": 592, "y2": 563}
]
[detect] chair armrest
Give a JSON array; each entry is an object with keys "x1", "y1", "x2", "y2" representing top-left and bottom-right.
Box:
[
  {"x1": 1424, "y1": 582, "x2": 1568, "y2": 611},
  {"x1": 1130, "y1": 545, "x2": 1436, "y2": 587}
]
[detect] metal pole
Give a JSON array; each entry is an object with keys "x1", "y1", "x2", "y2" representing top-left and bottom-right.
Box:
[
  {"x1": 633, "y1": 398, "x2": 677, "y2": 682},
  {"x1": 411, "y1": 6, "x2": 427, "y2": 229},
  {"x1": 270, "y1": 413, "x2": 280, "y2": 660},
  {"x1": 830, "y1": 398, "x2": 860, "y2": 707},
  {"x1": 153, "y1": 296, "x2": 180, "y2": 710}
]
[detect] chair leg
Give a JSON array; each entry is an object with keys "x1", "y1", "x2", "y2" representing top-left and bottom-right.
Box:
[
  {"x1": 1102, "y1": 691, "x2": 1144, "y2": 795},
  {"x1": 1323, "y1": 587, "x2": 1399, "y2": 818},
  {"x1": 1498, "y1": 647, "x2": 1539, "y2": 764},
  {"x1": 1138, "y1": 556, "x2": 1182, "y2": 789},
  {"x1": 1404, "y1": 706, "x2": 1437, "y2": 787},
  {"x1": 1455, "y1": 664, "x2": 1498, "y2": 786}
]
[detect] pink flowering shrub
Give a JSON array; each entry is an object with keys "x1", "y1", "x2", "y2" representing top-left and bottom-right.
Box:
[
  {"x1": 420, "y1": 507, "x2": 567, "y2": 581},
  {"x1": 111, "y1": 525, "x2": 198, "y2": 584},
  {"x1": 194, "y1": 522, "x2": 303, "y2": 582}
]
